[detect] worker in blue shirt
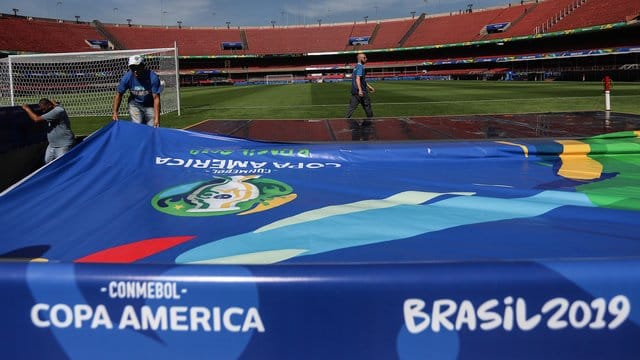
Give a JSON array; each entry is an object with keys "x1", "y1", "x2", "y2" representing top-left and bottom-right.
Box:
[
  {"x1": 112, "y1": 55, "x2": 162, "y2": 127},
  {"x1": 346, "y1": 52, "x2": 375, "y2": 119}
]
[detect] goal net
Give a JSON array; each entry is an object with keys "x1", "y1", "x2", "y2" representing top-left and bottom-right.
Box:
[
  {"x1": 0, "y1": 47, "x2": 180, "y2": 117},
  {"x1": 265, "y1": 74, "x2": 294, "y2": 85}
]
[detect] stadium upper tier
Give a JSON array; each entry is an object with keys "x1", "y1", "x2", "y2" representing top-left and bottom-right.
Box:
[
  {"x1": 358, "y1": 19, "x2": 414, "y2": 49},
  {"x1": 104, "y1": 25, "x2": 243, "y2": 55},
  {"x1": 0, "y1": 0, "x2": 638, "y2": 55},
  {"x1": 485, "y1": 0, "x2": 581, "y2": 38},
  {"x1": 0, "y1": 16, "x2": 103, "y2": 53},
  {"x1": 548, "y1": 0, "x2": 640, "y2": 31},
  {"x1": 244, "y1": 22, "x2": 377, "y2": 54},
  {"x1": 404, "y1": 3, "x2": 537, "y2": 46}
]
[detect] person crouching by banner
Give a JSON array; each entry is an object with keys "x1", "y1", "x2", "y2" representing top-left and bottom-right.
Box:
[
  {"x1": 21, "y1": 98, "x2": 75, "y2": 164},
  {"x1": 112, "y1": 55, "x2": 162, "y2": 127}
]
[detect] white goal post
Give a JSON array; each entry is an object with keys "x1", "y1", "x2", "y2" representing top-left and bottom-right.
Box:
[
  {"x1": 265, "y1": 74, "x2": 294, "y2": 85},
  {"x1": 0, "y1": 46, "x2": 180, "y2": 117}
]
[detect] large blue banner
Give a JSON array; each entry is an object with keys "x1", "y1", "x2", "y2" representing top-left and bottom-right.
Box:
[{"x1": 0, "y1": 121, "x2": 639, "y2": 358}]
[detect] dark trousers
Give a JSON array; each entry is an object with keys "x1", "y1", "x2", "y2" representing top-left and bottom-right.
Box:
[{"x1": 345, "y1": 93, "x2": 373, "y2": 119}]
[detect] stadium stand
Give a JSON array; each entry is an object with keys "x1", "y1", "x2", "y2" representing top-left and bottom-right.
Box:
[
  {"x1": 104, "y1": 25, "x2": 243, "y2": 56},
  {"x1": 1, "y1": 1, "x2": 638, "y2": 82},
  {"x1": 486, "y1": 0, "x2": 580, "y2": 38},
  {"x1": 244, "y1": 22, "x2": 376, "y2": 54},
  {"x1": 548, "y1": 0, "x2": 640, "y2": 31},
  {"x1": 359, "y1": 19, "x2": 415, "y2": 49},
  {"x1": 1, "y1": 1, "x2": 638, "y2": 56},
  {"x1": 0, "y1": 16, "x2": 104, "y2": 53},
  {"x1": 3, "y1": 0, "x2": 636, "y2": 56},
  {"x1": 346, "y1": 22, "x2": 378, "y2": 46},
  {"x1": 404, "y1": 3, "x2": 535, "y2": 47}
]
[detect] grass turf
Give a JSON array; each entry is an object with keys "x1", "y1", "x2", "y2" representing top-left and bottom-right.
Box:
[{"x1": 71, "y1": 80, "x2": 640, "y2": 135}]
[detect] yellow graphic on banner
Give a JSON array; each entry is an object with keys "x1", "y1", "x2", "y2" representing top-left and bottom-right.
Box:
[
  {"x1": 496, "y1": 141, "x2": 529, "y2": 158},
  {"x1": 556, "y1": 140, "x2": 603, "y2": 180}
]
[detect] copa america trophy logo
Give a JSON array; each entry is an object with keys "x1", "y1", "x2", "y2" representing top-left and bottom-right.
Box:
[{"x1": 152, "y1": 175, "x2": 296, "y2": 216}]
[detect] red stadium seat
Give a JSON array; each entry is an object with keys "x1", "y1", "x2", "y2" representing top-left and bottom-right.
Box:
[
  {"x1": 549, "y1": 0, "x2": 640, "y2": 31},
  {"x1": 0, "y1": 17, "x2": 104, "y2": 53},
  {"x1": 405, "y1": 5, "x2": 534, "y2": 47},
  {"x1": 2, "y1": 0, "x2": 638, "y2": 56},
  {"x1": 104, "y1": 25, "x2": 243, "y2": 56},
  {"x1": 487, "y1": 0, "x2": 579, "y2": 38},
  {"x1": 360, "y1": 19, "x2": 415, "y2": 49},
  {"x1": 244, "y1": 23, "x2": 376, "y2": 54}
]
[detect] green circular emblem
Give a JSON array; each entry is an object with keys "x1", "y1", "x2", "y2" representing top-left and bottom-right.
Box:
[{"x1": 152, "y1": 175, "x2": 296, "y2": 217}]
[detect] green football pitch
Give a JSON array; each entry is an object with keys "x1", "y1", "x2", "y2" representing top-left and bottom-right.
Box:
[{"x1": 72, "y1": 80, "x2": 640, "y2": 135}]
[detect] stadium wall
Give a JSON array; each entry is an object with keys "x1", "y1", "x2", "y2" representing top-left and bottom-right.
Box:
[
  {"x1": 0, "y1": 141, "x2": 46, "y2": 192},
  {"x1": 0, "y1": 104, "x2": 85, "y2": 192}
]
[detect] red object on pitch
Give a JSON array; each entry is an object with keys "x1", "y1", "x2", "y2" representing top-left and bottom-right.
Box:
[
  {"x1": 603, "y1": 75, "x2": 612, "y2": 92},
  {"x1": 75, "y1": 236, "x2": 196, "y2": 263}
]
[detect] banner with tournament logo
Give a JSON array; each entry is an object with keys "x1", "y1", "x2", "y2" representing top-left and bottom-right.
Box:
[{"x1": 0, "y1": 121, "x2": 639, "y2": 359}]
